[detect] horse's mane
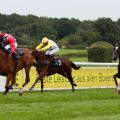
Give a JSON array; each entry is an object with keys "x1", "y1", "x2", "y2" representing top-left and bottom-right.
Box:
[{"x1": 31, "y1": 50, "x2": 48, "y2": 60}]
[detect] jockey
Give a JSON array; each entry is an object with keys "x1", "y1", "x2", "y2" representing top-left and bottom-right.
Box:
[
  {"x1": 36, "y1": 37, "x2": 60, "y2": 66},
  {"x1": 0, "y1": 31, "x2": 19, "y2": 60}
]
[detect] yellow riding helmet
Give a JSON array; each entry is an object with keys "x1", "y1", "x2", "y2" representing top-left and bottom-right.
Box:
[{"x1": 42, "y1": 37, "x2": 48, "y2": 44}]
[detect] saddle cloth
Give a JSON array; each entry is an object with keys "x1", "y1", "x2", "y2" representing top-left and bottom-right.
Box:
[{"x1": 15, "y1": 48, "x2": 24, "y2": 56}]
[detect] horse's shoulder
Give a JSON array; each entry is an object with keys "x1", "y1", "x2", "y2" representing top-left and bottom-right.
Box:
[{"x1": 0, "y1": 48, "x2": 8, "y2": 56}]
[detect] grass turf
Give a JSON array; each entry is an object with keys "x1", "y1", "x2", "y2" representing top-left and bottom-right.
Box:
[{"x1": 0, "y1": 89, "x2": 120, "y2": 120}]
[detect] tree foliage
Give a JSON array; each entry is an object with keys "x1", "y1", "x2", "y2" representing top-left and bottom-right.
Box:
[{"x1": 0, "y1": 13, "x2": 120, "y2": 47}]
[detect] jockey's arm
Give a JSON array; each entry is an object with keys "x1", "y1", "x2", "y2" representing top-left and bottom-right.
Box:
[
  {"x1": 6, "y1": 37, "x2": 15, "y2": 54},
  {"x1": 36, "y1": 43, "x2": 43, "y2": 50},
  {"x1": 10, "y1": 42, "x2": 15, "y2": 53},
  {"x1": 40, "y1": 41, "x2": 52, "y2": 51}
]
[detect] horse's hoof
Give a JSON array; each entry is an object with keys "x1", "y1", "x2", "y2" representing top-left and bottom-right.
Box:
[
  {"x1": 2, "y1": 92, "x2": 7, "y2": 95},
  {"x1": 29, "y1": 87, "x2": 33, "y2": 91},
  {"x1": 15, "y1": 83, "x2": 19, "y2": 86},
  {"x1": 115, "y1": 90, "x2": 120, "y2": 94},
  {"x1": 10, "y1": 86, "x2": 13, "y2": 89},
  {"x1": 19, "y1": 93, "x2": 22, "y2": 96},
  {"x1": 73, "y1": 83, "x2": 77, "y2": 86}
]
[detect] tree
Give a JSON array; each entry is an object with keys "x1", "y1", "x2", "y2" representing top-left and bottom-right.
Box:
[
  {"x1": 53, "y1": 18, "x2": 76, "y2": 39},
  {"x1": 94, "y1": 18, "x2": 120, "y2": 45}
]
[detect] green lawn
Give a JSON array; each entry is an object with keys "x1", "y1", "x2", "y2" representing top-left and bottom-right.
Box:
[
  {"x1": 70, "y1": 57, "x2": 88, "y2": 62},
  {"x1": 59, "y1": 48, "x2": 87, "y2": 54},
  {"x1": 59, "y1": 48, "x2": 88, "y2": 62},
  {"x1": 0, "y1": 89, "x2": 120, "y2": 120}
]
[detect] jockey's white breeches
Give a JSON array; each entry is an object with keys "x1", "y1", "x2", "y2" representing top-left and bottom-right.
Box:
[
  {"x1": 45, "y1": 46, "x2": 59, "y2": 55},
  {"x1": 4, "y1": 42, "x2": 17, "y2": 50}
]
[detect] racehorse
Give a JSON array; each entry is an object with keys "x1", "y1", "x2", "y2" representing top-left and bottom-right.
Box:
[
  {"x1": 113, "y1": 42, "x2": 120, "y2": 93},
  {"x1": 29, "y1": 49, "x2": 80, "y2": 92},
  {"x1": 0, "y1": 43, "x2": 34, "y2": 95}
]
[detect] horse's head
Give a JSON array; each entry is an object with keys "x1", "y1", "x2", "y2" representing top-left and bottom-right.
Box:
[
  {"x1": 30, "y1": 49, "x2": 45, "y2": 61},
  {"x1": 113, "y1": 42, "x2": 120, "y2": 61}
]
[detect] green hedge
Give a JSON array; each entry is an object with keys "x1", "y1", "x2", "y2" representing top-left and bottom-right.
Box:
[{"x1": 87, "y1": 41, "x2": 113, "y2": 62}]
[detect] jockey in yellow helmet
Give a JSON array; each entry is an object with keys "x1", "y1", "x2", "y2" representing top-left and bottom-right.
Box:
[{"x1": 36, "y1": 37, "x2": 61, "y2": 66}]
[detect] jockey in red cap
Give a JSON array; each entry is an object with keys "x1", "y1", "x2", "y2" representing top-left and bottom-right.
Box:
[{"x1": 0, "y1": 31, "x2": 19, "y2": 60}]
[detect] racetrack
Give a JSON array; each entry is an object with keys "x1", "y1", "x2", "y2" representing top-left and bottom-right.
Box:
[{"x1": 0, "y1": 88, "x2": 120, "y2": 120}]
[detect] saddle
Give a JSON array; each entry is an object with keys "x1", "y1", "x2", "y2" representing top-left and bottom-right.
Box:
[
  {"x1": 3, "y1": 47, "x2": 24, "y2": 60},
  {"x1": 13, "y1": 48, "x2": 24, "y2": 60},
  {"x1": 49, "y1": 55, "x2": 61, "y2": 67}
]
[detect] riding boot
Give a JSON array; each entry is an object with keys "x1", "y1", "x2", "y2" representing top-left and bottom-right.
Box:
[{"x1": 51, "y1": 55, "x2": 60, "y2": 66}]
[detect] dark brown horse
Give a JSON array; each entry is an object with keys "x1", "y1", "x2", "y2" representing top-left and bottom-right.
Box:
[
  {"x1": 113, "y1": 42, "x2": 120, "y2": 93},
  {"x1": 30, "y1": 49, "x2": 80, "y2": 92},
  {"x1": 0, "y1": 46, "x2": 34, "y2": 95}
]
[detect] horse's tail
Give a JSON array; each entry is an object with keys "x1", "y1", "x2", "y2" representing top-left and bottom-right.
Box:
[{"x1": 71, "y1": 62, "x2": 80, "y2": 70}]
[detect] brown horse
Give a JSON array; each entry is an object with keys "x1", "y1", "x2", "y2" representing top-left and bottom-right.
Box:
[
  {"x1": 113, "y1": 42, "x2": 120, "y2": 93},
  {"x1": 30, "y1": 49, "x2": 80, "y2": 92},
  {"x1": 0, "y1": 46, "x2": 34, "y2": 95}
]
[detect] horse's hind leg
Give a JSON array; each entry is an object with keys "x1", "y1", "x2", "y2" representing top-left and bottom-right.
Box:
[
  {"x1": 59, "y1": 72, "x2": 75, "y2": 92},
  {"x1": 68, "y1": 76, "x2": 75, "y2": 92}
]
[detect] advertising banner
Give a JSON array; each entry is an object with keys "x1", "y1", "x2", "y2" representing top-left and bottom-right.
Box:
[{"x1": 15, "y1": 66, "x2": 118, "y2": 90}]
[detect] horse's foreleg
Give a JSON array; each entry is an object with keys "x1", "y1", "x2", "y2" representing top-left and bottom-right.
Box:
[
  {"x1": 22, "y1": 70, "x2": 30, "y2": 87},
  {"x1": 3, "y1": 74, "x2": 12, "y2": 95},
  {"x1": 40, "y1": 78, "x2": 44, "y2": 93},
  {"x1": 19, "y1": 66, "x2": 31, "y2": 96},
  {"x1": 113, "y1": 74, "x2": 118, "y2": 87},
  {"x1": 29, "y1": 70, "x2": 47, "y2": 92},
  {"x1": 113, "y1": 73, "x2": 120, "y2": 93},
  {"x1": 29, "y1": 75, "x2": 41, "y2": 90},
  {"x1": 8, "y1": 75, "x2": 16, "y2": 90}
]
